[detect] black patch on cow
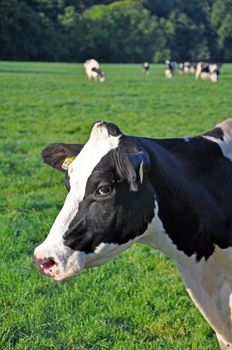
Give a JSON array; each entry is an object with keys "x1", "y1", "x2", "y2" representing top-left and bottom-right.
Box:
[
  {"x1": 91, "y1": 67, "x2": 104, "y2": 79},
  {"x1": 64, "y1": 173, "x2": 71, "y2": 191},
  {"x1": 203, "y1": 127, "x2": 224, "y2": 140},
  {"x1": 201, "y1": 64, "x2": 210, "y2": 73},
  {"x1": 103, "y1": 122, "x2": 122, "y2": 137},
  {"x1": 63, "y1": 143, "x2": 155, "y2": 253},
  {"x1": 142, "y1": 135, "x2": 232, "y2": 261},
  {"x1": 91, "y1": 67, "x2": 100, "y2": 74}
]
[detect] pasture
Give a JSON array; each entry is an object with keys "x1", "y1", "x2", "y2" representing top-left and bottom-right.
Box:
[{"x1": 0, "y1": 61, "x2": 231, "y2": 350}]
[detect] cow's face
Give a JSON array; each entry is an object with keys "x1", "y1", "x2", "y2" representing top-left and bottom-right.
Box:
[{"x1": 33, "y1": 122, "x2": 155, "y2": 280}]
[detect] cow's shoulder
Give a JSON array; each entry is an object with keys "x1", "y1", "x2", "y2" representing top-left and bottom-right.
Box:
[{"x1": 203, "y1": 118, "x2": 232, "y2": 161}]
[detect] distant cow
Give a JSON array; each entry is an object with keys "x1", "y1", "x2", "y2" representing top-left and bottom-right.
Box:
[
  {"x1": 179, "y1": 62, "x2": 197, "y2": 74},
  {"x1": 34, "y1": 119, "x2": 232, "y2": 349},
  {"x1": 196, "y1": 62, "x2": 221, "y2": 82},
  {"x1": 83, "y1": 59, "x2": 105, "y2": 82},
  {"x1": 143, "y1": 62, "x2": 150, "y2": 75},
  {"x1": 183, "y1": 61, "x2": 191, "y2": 73},
  {"x1": 209, "y1": 63, "x2": 221, "y2": 82},
  {"x1": 178, "y1": 62, "x2": 184, "y2": 74},
  {"x1": 189, "y1": 62, "x2": 197, "y2": 74},
  {"x1": 165, "y1": 60, "x2": 176, "y2": 79}
]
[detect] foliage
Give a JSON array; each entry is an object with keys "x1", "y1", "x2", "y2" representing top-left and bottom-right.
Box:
[
  {"x1": 210, "y1": 0, "x2": 232, "y2": 61},
  {"x1": 0, "y1": 61, "x2": 231, "y2": 349},
  {"x1": 81, "y1": 1, "x2": 163, "y2": 62},
  {"x1": 0, "y1": 0, "x2": 231, "y2": 62}
]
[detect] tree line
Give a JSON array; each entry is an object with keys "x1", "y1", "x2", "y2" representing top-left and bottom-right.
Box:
[{"x1": 0, "y1": 0, "x2": 231, "y2": 62}]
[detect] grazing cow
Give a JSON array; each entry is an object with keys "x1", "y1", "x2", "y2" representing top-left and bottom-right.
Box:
[
  {"x1": 196, "y1": 62, "x2": 221, "y2": 82},
  {"x1": 165, "y1": 60, "x2": 175, "y2": 79},
  {"x1": 143, "y1": 62, "x2": 150, "y2": 75},
  {"x1": 183, "y1": 61, "x2": 191, "y2": 73},
  {"x1": 178, "y1": 62, "x2": 184, "y2": 74},
  {"x1": 83, "y1": 59, "x2": 105, "y2": 82},
  {"x1": 209, "y1": 63, "x2": 221, "y2": 82},
  {"x1": 179, "y1": 62, "x2": 197, "y2": 74},
  {"x1": 34, "y1": 119, "x2": 232, "y2": 349},
  {"x1": 189, "y1": 62, "x2": 197, "y2": 74}
]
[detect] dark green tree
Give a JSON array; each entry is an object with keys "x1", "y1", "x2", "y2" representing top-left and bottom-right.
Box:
[
  {"x1": 80, "y1": 0, "x2": 165, "y2": 62},
  {"x1": 210, "y1": 0, "x2": 232, "y2": 61},
  {"x1": 0, "y1": 0, "x2": 42, "y2": 60},
  {"x1": 0, "y1": 0, "x2": 231, "y2": 62}
]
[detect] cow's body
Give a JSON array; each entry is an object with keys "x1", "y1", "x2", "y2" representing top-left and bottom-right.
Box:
[
  {"x1": 196, "y1": 62, "x2": 221, "y2": 82},
  {"x1": 179, "y1": 62, "x2": 196, "y2": 74},
  {"x1": 183, "y1": 61, "x2": 191, "y2": 73},
  {"x1": 83, "y1": 59, "x2": 105, "y2": 82},
  {"x1": 34, "y1": 119, "x2": 232, "y2": 349},
  {"x1": 143, "y1": 62, "x2": 150, "y2": 75},
  {"x1": 165, "y1": 60, "x2": 176, "y2": 79}
]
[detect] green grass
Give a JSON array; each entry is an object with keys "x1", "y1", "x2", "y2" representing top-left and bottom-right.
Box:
[{"x1": 1, "y1": 61, "x2": 231, "y2": 350}]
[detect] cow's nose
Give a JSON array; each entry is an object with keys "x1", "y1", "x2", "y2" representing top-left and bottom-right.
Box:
[{"x1": 33, "y1": 252, "x2": 59, "y2": 278}]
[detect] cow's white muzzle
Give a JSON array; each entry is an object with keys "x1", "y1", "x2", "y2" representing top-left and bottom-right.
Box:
[{"x1": 33, "y1": 244, "x2": 86, "y2": 281}]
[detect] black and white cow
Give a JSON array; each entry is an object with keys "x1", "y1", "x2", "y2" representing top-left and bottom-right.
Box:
[
  {"x1": 83, "y1": 59, "x2": 105, "y2": 82},
  {"x1": 165, "y1": 60, "x2": 176, "y2": 79},
  {"x1": 143, "y1": 62, "x2": 150, "y2": 75},
  {"x1": 179, "y1": 62, "x2": 197, "y2": 74},
  {"x1": 34, "y1": 119, "x2": 232, "y2": 349},
  {"x1": 196, "y1": 62, "x2": 221, "y2": 82}
]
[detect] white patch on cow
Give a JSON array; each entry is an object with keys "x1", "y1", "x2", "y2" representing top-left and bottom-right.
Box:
[
  {"x1": 83, "y1": 59, "x2": 99, "y2": 80},
  {"x1": 210, "y1": 72, "x2": 218, "y2": 82},
  {"x1": 139, "y1": 200, "x2": 232, "y2": 347},
  {"x1": 209, "y1": 64, "x2": 219, "y2": 82},
  {"x1": 139, "y1": 161, "x2": 144, "y2": 184},
  {"x1": 181, "y1": 247, "x2": 232, "y2": 347},
  {"x1": 204, "y1": 119, "x2": 232, "y2": 161},
  {"x1": 34, "y1": 122, "x2": 121, "y2": 279},
  {"x1": 85, "y1": 239, "x2": 140, "y2": 268},
  {"x1": 165, "y1": 68, "x2": 173, "y2": 79}
]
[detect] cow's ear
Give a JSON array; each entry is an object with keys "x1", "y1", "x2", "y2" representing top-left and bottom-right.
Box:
[
  {"x1": 41, "y1": 143, "x2": 84, "y2": 172},
  {"x1": 115, "y1": 149, "x2": 150, "y2": 191}
]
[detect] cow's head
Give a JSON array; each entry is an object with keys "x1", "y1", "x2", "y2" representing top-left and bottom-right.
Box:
[{"x1": 33, "y1": 122, "x2": 155, "y2": 280}]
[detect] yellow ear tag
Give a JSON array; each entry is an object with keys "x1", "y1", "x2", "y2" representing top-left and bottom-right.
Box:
[{"x1": 62, "y1": 156, "x2": 76, "y2": 171}]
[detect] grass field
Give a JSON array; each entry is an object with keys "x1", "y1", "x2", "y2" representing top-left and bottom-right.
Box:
[{"x1": 1, "y1": 61, "x2": 231, "y2": 350}]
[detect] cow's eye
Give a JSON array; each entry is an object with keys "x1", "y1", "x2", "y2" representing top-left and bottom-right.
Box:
[{"x1": 97, "y1": 185, "x2": 112, "y2": 196}]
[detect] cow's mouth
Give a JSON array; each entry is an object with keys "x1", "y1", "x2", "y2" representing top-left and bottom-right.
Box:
[
  {"x1": 33, "y1": 248, "x2": 87, "y2": 281},
  {"x1": 40, "y1": 258, "x2": 56, "y2": 274}
]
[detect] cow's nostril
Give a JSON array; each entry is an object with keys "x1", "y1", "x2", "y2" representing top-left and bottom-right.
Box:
[
  {"x1": 33, "y1": 254, "x2": 57, "y2": 275},
  {"x1": 40, "y1": 259, "x2": 56, "y2": 274}
]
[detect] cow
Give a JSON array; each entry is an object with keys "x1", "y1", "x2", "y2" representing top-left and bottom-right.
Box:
[
  {"x1": 165, "y1": 60, "x2": 176, "y2": 79},
  {"x1": 189, "y1": 62, "x2": 197, "y2": 74},
  {"x1": 183, "y1": 61, "x2": 191, "y2": 73},
  {"x1": 143, "y1": 62, "x2": 150, "y2": 75},
  {"x1": 209, "y1": 63, "x2": 221, "y2": 82},
  {"x1": 196, "y1": 62, "x2": 221, "y2": 82},
  {"x1": 83, "y1": 59, "x2": 105, "y2": 82},
  {"x1": 179, "y1": 62, "x2": 197, "y2": 74},
  {"x1": 195, "y1": 62, "x2": 210, "y2": 80},
  {"x1": 33, "y1": 119, "x2": 232, "y2": 349},
  {"x1": 178, "y1": 62, "x2": 184, "y2": 74}
]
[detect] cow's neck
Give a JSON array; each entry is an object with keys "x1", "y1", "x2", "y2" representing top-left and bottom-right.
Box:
[{"x1": 139, "y1": 208, "x2": 232, "y2": 348}]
